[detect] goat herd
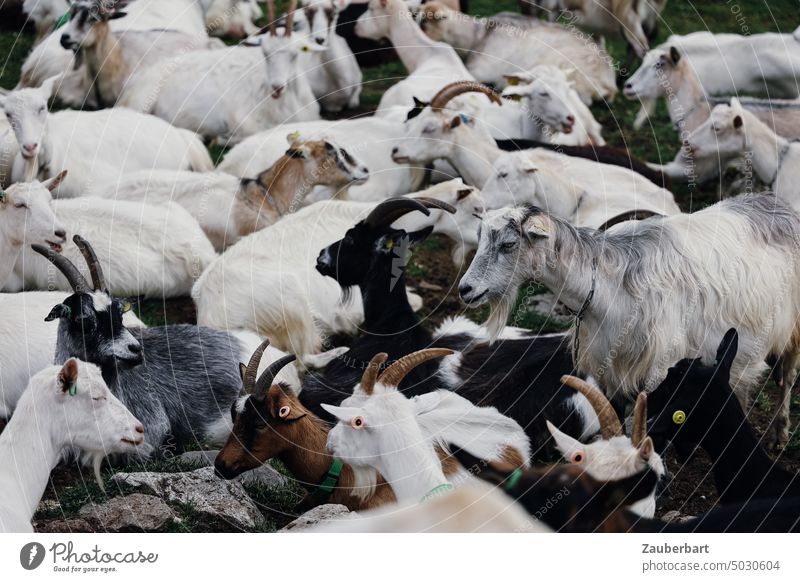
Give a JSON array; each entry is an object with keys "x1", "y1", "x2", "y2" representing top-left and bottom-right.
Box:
[{"x1": 1, "y1": 0, "x2": 800, "y2": 534}]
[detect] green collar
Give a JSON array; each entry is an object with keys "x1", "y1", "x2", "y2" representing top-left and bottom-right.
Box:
[
  {"x1": 316, "y1": 458, "x2": 344, "y2": 496},
  {"x1": 504, "y1": 468, "x2": 523, "y2": 492},
  {"x1": 55, "y1": 11, "x2": 70, "y2": 30},
  {"x1": 420, "y1": 483, "x2": 455, "y2": 503}
]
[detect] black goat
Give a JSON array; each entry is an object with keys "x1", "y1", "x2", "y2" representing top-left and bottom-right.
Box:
[
  {"x1": 305, "y1": 197, "x2": 595, "y2": 458},
  {"x1": 453, "y1": 448, "x2": 800, "y2": 533},
  {"x1": 32, "y1": 236, "x2": 272, "y2": 455},
  {"x1": 646, "y1": 328, "x2": 800, "y2": 504}
]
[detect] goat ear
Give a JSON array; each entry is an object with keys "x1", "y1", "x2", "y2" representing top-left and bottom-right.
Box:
[
  {"x1": 412, "y1": 391, "x2": 442, "y2": 416},
  {"x1": 523, "y1": 216, "x2": 550, "y2": 239},
  {"x1": 669, "y1": 46, "x2": 681, "y2": 65},
  {"x1": 39, "y1": 75, "x2": 61, "y2": 100},
  {"x1": 732, "y1": 115, "x2": 743, "y2": 129},
  {"x1": 546, "y1": 420, "x2": 583, "y2": 459},
  {"x1": 238, "y1": 363, "x2": 248, "y2": 383},
  {"x1": 714, "y1": 328, "x2": 738, "y2": 383},
  {"x1": 637, "y1": 436, "x2": 654, "y2": 462},
  {"x1": 107, "y1": 11, "x2": 127, "y2": 20},
  {"x1": 407, "y1": 225, "x2": 434, "y2": 247},
  {"x1": 42, "y1": 170, "x2": 68, "y2": 192},
  {"x1": 45, "y1": 303, "x2": 72, "y2": 322},
  {"x1": 456, "y1": 188, "x2": 472, "y2": 201},
  {"x1": 320, "y1": 403, "x2": 363, "y2": 424},
  {"x1": 285, "y1": 146, "x2": 308, "y2": 159},
  {"x1": 57, "y1": 358, "x2": 79, "y2": 395},
  {"x1": 596, "y1": 468, "x2": 657, "y2": 513}
]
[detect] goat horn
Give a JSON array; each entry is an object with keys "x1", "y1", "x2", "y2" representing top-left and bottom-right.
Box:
[
  {"x1": 266, "y1": 0, "x2": 277, "y2": 36},
  {"x1": 31, "y1": 244, "x2": 91, "y2": 293},
  {"x1": 364, "y1": 197, "x2": 446, "y2": 228},
  {"x1": 254, "y1": 354, "x2": 298, "y2": 396},
  {"x1": 284, "y1": 0, "x2": 297, "y2": 37},
  {"x1": 242, "y1": 338, "x2": 271, "y2": 394},
  {"x1": 412, "y1": 196, "x2": 456, "y2": 215},
  {"x1": 73, "y1": 235, "x2": 107, "y2": 293},
  {"x1": 631, "y1": 392, "x2": 648, "y2": 448},
  {"x1": 560, "y1": 375, "x2": 623, "y2": 439},
  {"x1": 378, "y1": 348, "x2": 454, "y2": 388},
  {"x1": 361, "y1": 352, "x2": 388, "y2": 396},
  {"x1": 430, "y1": 81, "x2": 503, "y2": 112}
]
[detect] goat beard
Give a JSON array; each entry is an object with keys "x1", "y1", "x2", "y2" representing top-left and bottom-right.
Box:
[
  {"x1": 339, "y1": 285, "x2": 355, "y2": 307},
  {"x1": 485, "y1": 292, "x2": 516, "y2": 344}
]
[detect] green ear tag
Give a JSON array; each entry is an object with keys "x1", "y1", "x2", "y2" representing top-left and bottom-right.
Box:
[
  {"x1": 68, "y1": 384, "x2": 77, "y2": 397},
  {"x1": 0, "y1": 191, "x2": 5, "y2": 203},
  {"x1": 55, "y1": 11, "x2": 70, "y2": 30}
]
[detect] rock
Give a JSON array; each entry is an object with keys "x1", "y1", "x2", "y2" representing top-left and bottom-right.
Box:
[
  {"x1": 280, "y1": 504, "x2": 357, "y2": 532},
  {"x1": 524, "y1": 292, "x2": 573, "y2": 324},
  {"x1": 35, "y1": 518, "x2": 92, "y2": 533},
  {"x1": 111, "y1": 467, "x2": 263, "y2": 530},
  {"x1": 176, "y1": 450, "x2": 288, "y2": 488},
  {"x1": 661, "y1": 510, "x2": 695, "y2": 524},
  {"x1": 78, "y1": 494, "x2": 179, "y2": 532}
]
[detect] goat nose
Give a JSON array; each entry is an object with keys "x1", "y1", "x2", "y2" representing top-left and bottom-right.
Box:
[
  {"x1": 458, "y1": 282, "x2": 473, "y2": 297},
  {"x1": 135, "y1": 424, "x2": 145, "y2": 435},
  {"x1": 315, "y1": 37, "x2": 325, "y2": 45},
  {"x1": 566, "y1": 115, "x2": 575, "y2": 124},
  {"x1": 624, "y1": 82, "x2": 632, "y2": 90},
  {"x1": 54, "y1": 228, "x2": 66, "y2": 240},
  {"x1": 129, "y1": 343, "x2": 142, "y2": 355},
  {"x1": 391, "y1": 147, "x2": 399, "y2": 155}
]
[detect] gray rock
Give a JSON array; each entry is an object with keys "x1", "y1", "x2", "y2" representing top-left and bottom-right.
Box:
[
  {"x1": 78, "y1": 494, "x2": 179, "y2": 532},
  {"x1": 661, "y1": 510, "x2": 695, "y2": 524},
  {"x1": 176, "y1": 450, "x2": 288, "y2": 488},
  {"x1": 35, "y1": 518, "x2": 92, "y2": 533},
  {"x1": 111, "y1": 467, "x2": 263, "y2": 530},
  {"x1": 280, "y1": 504, "x2": 356, "y2": 532}
]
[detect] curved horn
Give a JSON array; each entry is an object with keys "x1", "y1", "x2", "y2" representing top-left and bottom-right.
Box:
[
  {"x1": 73, "y1": 235, "x2": 107, "y2": 292},
  {"x1": 254, "y1": 354, "x2": 298, "y2": 396},
  {"x1": 631, "y1": 392, "x2": 647, "y2": 448},
  {"x1": 412, "y1": 196, "x2": 456, "y2": 215},
  {"x1": 31, "y1": 244, "x2": 91, "y2": 293},
  {"x1": 284, "y1": 0, "x2": 297, "y2": 37},
  {"x1": 560, "y1": 375, "x2": 623, "y2": 439},
  {"x1": 361, "y1": 352, "x2": 388, "y2": 396},
  {"x1": 266, "y1": 0, "x2": 277, "y2": 35},
  {"x1": 378, "y1": 348, "x2": 454, "y2": 388},
  {"x1": 430, "y1": 81, "x2": 503, "y2": 112},
  {"x1": 364, "y1": 197, "x2": 432, "y2": 228},
  {"x1": 242, "y1": 338, "x2": 271, "y2": 394},
  {"x1": 598, "y1": 210, "x2": 662, "y2": 232}
]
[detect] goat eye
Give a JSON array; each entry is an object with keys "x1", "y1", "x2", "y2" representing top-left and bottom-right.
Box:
[
  {"x1": 539, "y1": 92, "x2": 550, "y2": 98},
  {"x1": 278, "y1": 405, "x2": 291, "y2": 418},
  {"x1": 500, "y1": 241, "x2": 516, "y2": 251},
  {"x1": 672, "y1": 410, "x2": 686, "y2": 425},
  {"x1": 351, "y1": 416, "x2": 364, "y2": 429},
  {"x1": 92, "y1": 396, "x2": 106, "y2": 402},
  {"x1": 14, "y1": 202, "x2": 27, "y2": 209},
  {"x1": 569, "y1": 450, "x2": 585, "y2": 464},
  {"x1": 498, "y1": 172, "x2": 508, "y2": 179}
]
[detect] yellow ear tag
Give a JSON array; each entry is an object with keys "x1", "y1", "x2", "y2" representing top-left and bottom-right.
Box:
[
  {"x1": 672, "y1": 410, "x2": 686, "y2": 425},
  {"x1": 385, "y1": 239, "x2": 394, "y2": 250},
  {"x1": 506, "y1": 77, "x2": 520, "y2": 86},
  {"x1": 287, "y1": 130, "x2": 301, "y2": 142},
  {"x1": 122, "y1": 302, "x2": 132, "y2": 313}
]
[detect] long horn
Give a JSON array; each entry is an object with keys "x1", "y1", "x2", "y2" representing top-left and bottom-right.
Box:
[
  {"x1": 430, "y1": 81, "x2": 503, "y2": 112},
  {"x1": 631, "y1": 392, "x2": 647, "y2": 448},
  {"x1": 378, "y1": 348, "x2": 454, "y2": 388},
  {"x1": 243, "y1": 338, "x2": 271, "y2": 394},
  {"x1": 266, "y1": 0, "x2": 277, "y2": 35},
  {"x1": 560, "y1": 375, "x2": 623, "y2": 439},
  {"x1": 31, "y1": 244, "x2": 91, "y2": 293},
  {"x1": 284, "y1": 0, "x2": 297, "y2": 37},
  {"x1": 254, "y1": 354, "x2": 298, "y2": 396},
  {"x1": 361, "y1": 353, "x2": 388, "y2": 396},
  {"x1": 73, "y1": 235, "x2": 107, "y2": 292},
  {"x1": 364, "y1": 196, "x2": 454, "y2": 228}
]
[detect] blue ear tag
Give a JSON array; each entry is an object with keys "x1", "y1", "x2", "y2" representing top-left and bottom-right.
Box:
[
  {"x1": 459, "y1": 113, "x2": 470, "y2": 125},
  {"x1": 0, "y1": 191, "x2": 5, "y2": 203},
  {"x1": 68, "y1": 384, "x2": 77, "y2": 396}
]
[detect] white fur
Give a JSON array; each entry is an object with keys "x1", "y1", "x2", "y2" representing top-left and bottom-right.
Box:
[{"x1": 0, "y1": 359, "x2": 143, "y2": 532}]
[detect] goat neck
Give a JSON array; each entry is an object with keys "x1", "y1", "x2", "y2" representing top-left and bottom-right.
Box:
[
  {"x1": 447, "y1": 125, "x2": 504, "y2": 188},
  {"x1": 384, "y1": 0, "x2": 441, "y2": 72},
  {"x1": 238, "y1": 154, "x2": 307, "y2": 226},
  {"x1": 358, "y1": 241, "x2": 417, "y2": 334},
  {"x1": 668, "y1": 65, "x2": 711, "y2": 133},
  {"x1": 80, "y1": 22, "x2": 122, "y2": 108},
  {"x1": 742, "y1": 108, "x2": 790, "y2": 185}
]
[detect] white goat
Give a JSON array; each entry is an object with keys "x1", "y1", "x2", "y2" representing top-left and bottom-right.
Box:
[
  {"x1": 684, "y1": 99, "x2": 800, "y2": 211},
  {"x1": 218, "y1": 117, "x2": 425, "y2": 201},
  {"x1": 120, "y1": 2, "x2": 320, "y2": 143},
  {"x1": 459, "y1": 199, "x2": 800, "y2": 448},
  {"x1": 0, "y1": 80, "x2": 214, "y2": 198},
  {"x1": 0, "y1": 173, "x2": 67, "y2": 290},
  {"x1": 503, "y1": 65, "x2": 605, "y2": 146},
  {"x1": 418, "y1": 1, "x2": 617, "y2": 103},
  {"x1": 480, "y1": 150, "x2": 679, "y2": 225},
  {"x1": 296, "y1": 0, "x2": 362, "y2": 112},
  {"x1": 0, "y1": 358, "x2": 144, "y2": 532},
  {"x1": 323, "y1": 350, "x2": 531, "y2": 503},
  {"x1": 99, "y1": 135, "x2": 369, "y2": 251},
  {"x1": 546, "y1": 376, "x2": 664, "y2": 518},
  {"x1": 192, "y1": 180, "x2": 485, "y2": 355},
  {"x1": 0, "y1": 115, "x2": 18, "y2": 188}
]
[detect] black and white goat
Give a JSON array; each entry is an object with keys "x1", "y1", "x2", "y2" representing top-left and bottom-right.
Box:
[
  {"x1": 32, "y1": 236, "x2": 298, "y2": 456},
  {"x1": 647, "y1": 329, "x2": 800, "y2": 504},
  {"x1": 308, "y1": 197, "x2": 599, "y2": 456}
]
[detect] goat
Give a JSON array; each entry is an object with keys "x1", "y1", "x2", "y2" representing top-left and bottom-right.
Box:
[
  {"x1": 192, "y1": 181, "x2": 483, "y2": 355},
  {"x1": 0, "y1": 290, "x2": 144, "y2": 419},
  {"x1": 100, "y1": 135, "x2": 369, "y2": 251},
  {"x1": 503, "y1": 66, "x2": 604, "y2": 146},
  {"x1": 683, "y1": 99, "x2": 800, "y2": 211},
  {"x1": 296, "y1": 0, "x2": 362, "y2": 112},
  {"x1": 419, "y1": 1, "x2": 616, "y2": 103},
  {"x1": 32, "y1": 237, "x2": 300, "y2": 455},
  {"x1": 458, "y1": 198, "x2": 800, "y2": 448},
  {"x1": 0, "y1": 115, "x2": 18, "y2": 188},
  {"x1": 479, "y1": 150, "x2": 679, "y2": 226},
  {"x1": 120, "y1": 1, "x2": 320, "y2": 143},
  {"x1": 392, "y1": 81, "x2": 670, "y2": 188},
  {"x1": 647, "y1": 329, "x2": 800, "y2": 503},
  {"x1": 0, "y1": 358, "x2": 144, "y2": 532},
  {"x1": 546, "y1": 375, "x2": 665, "y2": 517},
  {"x1": 0, "y1": 80, "x2": 214, "y2": 198},
  {"x1": 0, "y1": 174, "x2": 67, "y2": 291},
  {"x1": 218, "y1": 117, "x2": 426, "y2": 202},
  {"x1": 461, "y1": 449, "x2": 800, "y2": 533},
  {"x1": 323, "y1": 349, "x2": 532, "y2": 502}
]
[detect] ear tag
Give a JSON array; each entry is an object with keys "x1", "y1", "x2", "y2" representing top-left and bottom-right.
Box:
[
  {"x1": 122, "y1": 302, "x2": 132, "y2": 313},
  {"x1": 505, "y1": 76, "x2": 520, "y2": 86},
  {"x1": 287, "y1": 130, "x2": 301, "y2": 142},
  {"x1": 385, "y1": 239, "x2": 394, "y2": 250},
  {"x1": 458, "y1": 113, "x2": 470, "y2": 125},
  {"x1": 68, "y1": 384, "x2": 77, "y2": 397},
  {"x1": 672, "y1": 410, "x2": 686, "y2": 425},
  {"x1": 569, "y1": 450, "x2": 585, "y2": 464},
  {"x1": 55, "y1": 11, "x2": 70, "y2": 30},
  {"x1": 0, "y1": 191, "x2": 5, "y2": 203},
  {"x1": 507, "y1": 94, "x2": 522, "y2": 102}
]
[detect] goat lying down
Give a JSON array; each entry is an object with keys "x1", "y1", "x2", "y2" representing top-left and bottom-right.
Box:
[
  {"x1": 32, "y1": 237, "x2": 299, "y2": 457},
  {"x1": 459, "y1": 197, "x2": 800, "y2": 448}
]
